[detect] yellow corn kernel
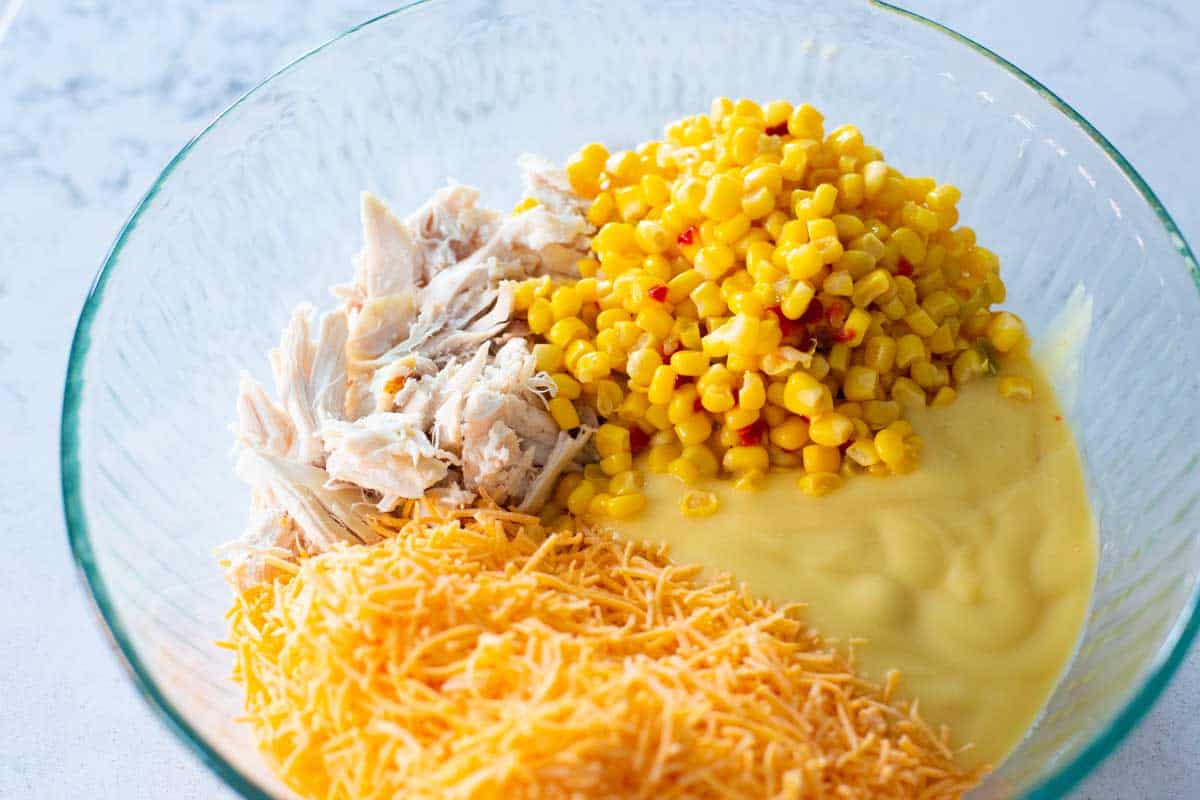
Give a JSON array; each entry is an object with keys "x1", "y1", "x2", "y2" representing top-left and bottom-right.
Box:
[
  {"x1": 851, "y1": 268, "x2": 892, "y2": 308},
  {"x1": 729, "y1": 125, "x2": 760, "y2": 164},
  {"x1": 636, "y1": 306, "x2": 674, "y2": 340},
  {"x1": 863, "y1": 400, "x2": 901, "y2": 428},
  {"x1": 527, "y1": 298, "x2": 554, "y2": 334},
  {"x1": 895, "y1": 334, "x2": 926, "y2": 369},
  {"x1": 668, "y1": 457, "x2": 702, "y2": 486},
  {"x1": 694, "y1": 243, "x2": 736, "y2": 281},
  {"x1": 802, "y1": 444, "x2": 841, "y2": 474},
  {"x1": 931, "y1": 386, "x2": 958, "y2": 407},
  {"x1": 823, "y1": 270, "x2": 853, "y2": 297},
  {"x1": 595, "y1": 423, "x2": 632, "y2": 457},
  {"x1": 952, "y1": 348, "x2": 987, "y2": 384},
  {"x1": 640, "y1": 173, "x2": 671, "y2": 207},
  {"x1": 925, "y1": 183, "x2": 961, "y2": 210},
  {"x1": 634, "y1": 219, "x2": 670, "y2": 253},
  {"x1": 874, "y1": 423, "x2": 911, "y2": 467},
  {"x1": 675, "y1": 414, "x2": 713, "y2": 447},
  {"x1": 827, "y1": 342, "x2": 850, "y2": 376},
  {"x1": 861, "y1": 336, "x2": 896, "y2": 374},
  {"x1": 546, "y1": 317, "x2": 589, "y2": 349},
  {"x1": 645, "y1": 402, "x2": 671, "y2": 431},
  {"x1": 921, "y1": 290, "x2": 959, "y2": 323},
  {"x1": 612, "y1": 387, "x2": 647, "y2": 418},
  {"x1": 712, "y1": 212, "x2": 750, "y2": 244},
  {"x1": 724, "y1": 404, "x2": 760, "y2": 430},
  {"x1": 666, "y1": 269, "x2": 704, "y2": 304},
  {"x1": 554, "y1": 472, "x2": 584, "y2": 506},
  {"x1": 769, "y1": 415, "x2": 809, "y2": 451},
  {"x1": 999, "y1": 375, "x2": 1034, "y2": 401},
  {"x1": 586, "y1": 192, "x2": 616, "y2": 226},
  {"x1": 606, "y1": 492, "x2": 647, "y2": 519},
  {"x1": 668, "y1": 384, "x2": 700, "y2": 425},
  {"x1": 782, "y1": 244, "x2": 821, "y2": 281},
  {"x1": 890, "y1": 376, "x2": 926, "y2": 408},
  {"x1": 738, "y1": 372, "x2": 766, "y2": 411},
  {"x1": 551, "y1": 372, "x2": 582, "y2": 400},
  {"x1": 596, "y1": 307, "x2": 632, "y2": 331},
  {"x1": 532, "y1": 343, "x2": 564, "y2": 373},
  {"x1": 927, "y1": 322, "x2": 956, "y2": 355},
  {"x1": 809, "y1": 412, "x2": 854, "y2": 447},
  {"x1": 648, "y1": 365, "x2": 677, "y2": 405},
  {"x1": 842, "y1": 308, "x2": 871, "y2": 347},
  {"x1": 566, "y1": 481, "x2": 596, "y2": 516},
  {"x1": 843, "y1": 366, "x2": 880, "y2": 402},
  {"x1": 902, "y1": 201, "x2": 940, "y2": 236},
  {"x1": 890, "y1": 226, "x2": 926, "y2": 265},
  {"x1": 910, "y1": 360, "x2": 948, "y2": 390},
  {"x1": 609, "y1": 469, "x2": 644, "y2": 496},
  {"x1": 595, "y1": 380, "x2": 624, "y2": 416},
  {"x1": 740, "y1": 185, "x2": 775, "y2": 220},
  {"x1": 548, "y1": 397, "x2": 581, "y2": 430},
  {"x1": 647, "y1": 441, "x2": 682, "y2": 473},
  {"x1": 680, "y1": 443, "x2": 720, "y2": 478},
  {"x1": 601, "y1": 451, "x2": 634, "y2": 476},
  {"x1": 700, "y1": 173, "x2": 742, "y2": 220},
  {"x1": 626, "y1": 347, "x2": 664, "y2": 387},
  {"x1": 690, "y1": 281, "x2": 727, "y2": 318},
  {"x1": 798, "y1": 472, "x2": 842, "y2": 497},
  {"x1": 680, "y1": 489, "x2": 720, "y2": 517},
  {"x1": 777, "y1": 281, "x2": 814, "y2": 322},
  {"x1": 988, "y1": 311, "x2": 1025, "y2": 353},
  {"x1": 564, "y1": 339, "x2": 594, "y2": 372},
  {"x1": 671, "y1": 350, "x2": 710, "y2": 377},
  {"x1": 845, "y1": 438, "x2": 880, "y2": 467},
  {"x1": 723, "y1": 445, "x2": 770, "y2": 474},
  {"x1": 606, "y1": 150, "x2": 641, "y2": 183},
  {"x1": 784, "y1": 371, "x2": 833, "y2": 417},
  {"x1": 574, "y1": 351, "x2": 612, "y2": 383},
  {"x1": 699, "y1": 383, "x2": 735, "y2": 414},
  {"x1": 593, "y1": 221, "x2": 637, "y2": 253},
  {"x1": 904, "y1": 306, "x2": 938, "y2": 338}
]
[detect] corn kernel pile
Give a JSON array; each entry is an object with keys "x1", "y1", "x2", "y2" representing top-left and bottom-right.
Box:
[{"x1": 516, "y1": 98, "x2": 1030, "y2": 522}]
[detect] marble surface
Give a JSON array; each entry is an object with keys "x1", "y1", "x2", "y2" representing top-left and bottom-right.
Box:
[{"x1": 1, "y1": 1, "x2": 1197, "y2": 797}]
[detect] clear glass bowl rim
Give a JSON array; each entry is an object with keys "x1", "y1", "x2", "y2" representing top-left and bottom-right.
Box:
[{"x1": 58, "y1": 2, "x2": 1200, "y2": 798}]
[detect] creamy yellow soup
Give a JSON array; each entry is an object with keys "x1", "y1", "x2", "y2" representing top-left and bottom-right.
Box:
[{"x1": 614, "y1": 357, "x2": 1095, "y2": 768}]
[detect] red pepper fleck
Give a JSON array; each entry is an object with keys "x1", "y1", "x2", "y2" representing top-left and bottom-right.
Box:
[
  {"x1": 764, "y1": 121, "x2": 789, "y2": 136},
  {"x1": 798, "y1": 298, "x2": 824, "y2": 325},
  {"x1": 767, "y1": 304, "x2": 805, "y2": 339},
  {"x1": 677, "y1": 226, "x2": 698, "y2": 246},
  {"x1": 825, "y1": 300, "x2": 846, "y2": 323},
  {"x1": 1054, "y1": 415, "x2": 1063, "y2": 422},
  {"x1": 833, "y1": 327, "x2": 857, "y2": 343},
  {"x1": 896, "y1": 259, "x2": 914, "y2": 277},
  {"x1": 648, "y1": 284, "x2": 669, "y2": 302},
  {"x1": 674, "y1": 375, "x2": 694, "y2": 389},
  {"x1": 629, "y1": 426, "x2": 650, "y2": 455},
  {"x1": 693, "y1": 397, "x2": 705, "y2": 412},
  {"x1": 737, "y1": 419, "x2": 766, "y2": 446}
]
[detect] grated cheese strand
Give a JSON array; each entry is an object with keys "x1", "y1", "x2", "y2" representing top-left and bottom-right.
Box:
[{"x1": 227, "y1": 505, "x2": 985, "y2": 799}]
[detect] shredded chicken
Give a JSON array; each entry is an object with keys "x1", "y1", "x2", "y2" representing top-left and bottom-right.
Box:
[{"x1": 224, "y1": 158, "x2": 594, "y2": 587}]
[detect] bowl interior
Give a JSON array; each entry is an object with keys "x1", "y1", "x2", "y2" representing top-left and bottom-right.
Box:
[{"x1": 63, "y1": 1, "x2": 1200, "y2": 798}]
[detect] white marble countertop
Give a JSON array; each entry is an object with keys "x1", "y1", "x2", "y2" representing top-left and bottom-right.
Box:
[{"x1": 1, "y1": 1, "x2": 1197, "y2": 797}]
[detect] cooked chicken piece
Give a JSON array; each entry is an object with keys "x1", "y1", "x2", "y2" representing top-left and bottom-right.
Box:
[
  {"x1": 322, "y1": 412, "x2": 455, "y2": 512},
  {"x1": 235, "y1": 448, "x2": 380, "y2": 550},
  {"x1": 404, "y1": 184, "x2": 502, "y2": 279},
  {"x1": 517, "y1": 430, "x2": 593, "y2": 514},
  {"x1": 235, "y1": 373, "x2": 295, "y2": 456},
  {"x1": 228, "y1": 158, "x2": 600, "y2": 586}
]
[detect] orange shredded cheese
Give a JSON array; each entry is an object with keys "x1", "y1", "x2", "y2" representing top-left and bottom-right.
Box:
[{"x1": 225, "y1": 507, "x2": 984, "y2": 799}]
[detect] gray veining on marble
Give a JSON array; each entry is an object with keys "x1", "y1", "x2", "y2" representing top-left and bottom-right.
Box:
[{"x1": 1, "y1": 1, "x2": 1196, "y2": 798}]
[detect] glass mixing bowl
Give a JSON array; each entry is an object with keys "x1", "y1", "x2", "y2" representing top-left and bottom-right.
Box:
[{"x1": 61, "y1": 1, "x2": 1200, "y2": 797}]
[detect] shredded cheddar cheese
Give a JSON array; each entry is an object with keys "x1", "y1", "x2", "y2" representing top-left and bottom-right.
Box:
[{"x1": 224, "y1": 506, "x2": 983, "y2": 799}]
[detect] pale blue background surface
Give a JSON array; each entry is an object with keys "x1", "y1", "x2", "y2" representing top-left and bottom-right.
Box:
[{"x1": 1, "y1": 2, "x2": 1196, "y2": 797}]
